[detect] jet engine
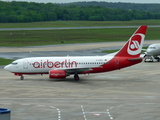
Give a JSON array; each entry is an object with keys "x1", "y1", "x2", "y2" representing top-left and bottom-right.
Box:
[{"x1": 49, "y1": 70, "x2": 66, "y2": 79}]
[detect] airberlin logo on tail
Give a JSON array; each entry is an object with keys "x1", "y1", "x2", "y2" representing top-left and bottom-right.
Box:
[
  {"x1": 130, "y1": 41, "x2": 140, "y2": 50},
  {"x1": 128, "y1": 33, "x2": 145, "y2": 55}
]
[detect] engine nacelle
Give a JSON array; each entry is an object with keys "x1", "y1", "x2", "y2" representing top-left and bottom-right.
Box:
[{"x1": 49, "y1": 70, "x2": 66, "y2": 79}]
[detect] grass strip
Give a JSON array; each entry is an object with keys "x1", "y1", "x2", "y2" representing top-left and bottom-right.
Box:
[
  {"x1": 0, "y1": 58, "x2": 14, "y2": 65},
  {"x1": 1, "y1": 20, "x2": 160, "y2": 28},
  {"x1": 0, "y1": 27, "x2": 159, "y2": 47}
]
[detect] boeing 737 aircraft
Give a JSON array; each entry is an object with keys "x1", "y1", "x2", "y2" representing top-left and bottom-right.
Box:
[
  {"x1": 144, "y1": 43, "x2": 160, "y2": 62},
  {"x1": 4, "y1": 25, "x2": 147, "y2": 80}
]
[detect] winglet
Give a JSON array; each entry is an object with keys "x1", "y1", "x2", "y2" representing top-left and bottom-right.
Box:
[{"x1": 115, "y1": 25, "x2": 147, "y2": 57}]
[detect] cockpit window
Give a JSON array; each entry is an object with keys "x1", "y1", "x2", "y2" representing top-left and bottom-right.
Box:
[
  {"x1": 149, "y1": 47, "x2": 156, "y2": 49},
  {"x1": 11, "y1": 62, "x2": 18, "y2": 65}
]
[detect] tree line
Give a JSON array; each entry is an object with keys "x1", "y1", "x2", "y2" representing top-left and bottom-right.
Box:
[
  {"x1": 60, "y1": 1, "x2": 160, "y2": 13},
  {"x1": 0, "y1": 1, "x2": 160, "y2": 23}
]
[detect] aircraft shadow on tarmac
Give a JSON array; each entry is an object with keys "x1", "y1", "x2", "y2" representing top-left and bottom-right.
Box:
[{"x1": 11, "y1": 74, "x2": 146, "y2": 84}]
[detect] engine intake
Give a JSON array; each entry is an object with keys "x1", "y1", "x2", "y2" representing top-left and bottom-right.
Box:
[{"x1": 49, "y1": 70, "x2": 66, "y2": 79}]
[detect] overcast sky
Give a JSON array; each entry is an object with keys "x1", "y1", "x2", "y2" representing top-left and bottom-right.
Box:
[{"x1": 1, "y1": 0, "x2": 160, "y2": 3}]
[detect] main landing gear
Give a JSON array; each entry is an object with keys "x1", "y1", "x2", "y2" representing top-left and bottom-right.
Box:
[
  {"x1": 20, "y1": 75, "x2": 24, "y2": 80},
  {"x1": 74, "y1": 74, "x2": 79, "y2": 81}
]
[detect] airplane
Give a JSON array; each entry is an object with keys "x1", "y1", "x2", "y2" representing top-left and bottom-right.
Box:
[
  {"x1": 143, "y1": 43, "x2": 160, "y2": 62},
  {"x1": 4, "y1": 25, "x2": 147, "y2": 81}
]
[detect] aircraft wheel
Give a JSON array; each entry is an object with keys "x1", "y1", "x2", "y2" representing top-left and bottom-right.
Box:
[
  {"x1": 74, "y1": 74, "x2": 79, "y2": 81},
  {"x1": 149, "y1": 59, "x2": 153, "y2": 62},
  {"x1": 20, "y1": 76, "x2": 24, "y2": 80}
]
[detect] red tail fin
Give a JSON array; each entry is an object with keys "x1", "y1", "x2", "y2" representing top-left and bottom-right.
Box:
[{"x1": 116, "y1": 25, "x2": 147, "y2": 57}]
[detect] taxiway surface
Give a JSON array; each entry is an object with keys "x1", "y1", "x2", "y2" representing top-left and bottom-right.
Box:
[
  {"x1": 0, "y1": 62, "x2": 160, "y2": 120},
  {"x1": 0, "y1": 41, "x2": 160, "y2": 120},
  {"x1": 0, "y1": 40, "x2": 158, "y2": 59}
]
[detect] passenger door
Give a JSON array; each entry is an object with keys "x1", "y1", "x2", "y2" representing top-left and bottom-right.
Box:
[{"x1": 23, "y1": 59, "x2": 28, "y2": 69}]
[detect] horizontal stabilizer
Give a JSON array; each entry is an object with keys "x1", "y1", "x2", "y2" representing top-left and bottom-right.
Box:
[{"x1": 128, "y1": 57, "x2": 143, "y2": 61}]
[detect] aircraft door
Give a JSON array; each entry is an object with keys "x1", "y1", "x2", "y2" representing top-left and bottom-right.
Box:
[
  {"x1": 23, "y1": 59, "x2": 28, "y2": 69},
  {"x1": 115, "y1": 59, "x2": 119, "y2": 68}
]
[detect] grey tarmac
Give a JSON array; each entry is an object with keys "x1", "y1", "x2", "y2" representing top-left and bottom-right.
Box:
[
  {"x1": 0, "y1": 62, "x2": 160, "y2": 120},
  {"x1": 0, "y1": 40, "x2": 159, "y2": 53},
  {"x1": 0, "y1": 25, "x2": 160, "y2": 31},
  {"x1": 1, "y1": 25, "x2": 160, "y2": 31}
]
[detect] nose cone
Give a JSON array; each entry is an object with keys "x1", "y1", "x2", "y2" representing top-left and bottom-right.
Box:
[
  {"x1": 146, "y1": 44, "x2": 157, "y2": 56},
  {"x1": 4, "y1": 65, "x2": 11, "y2": 71}
]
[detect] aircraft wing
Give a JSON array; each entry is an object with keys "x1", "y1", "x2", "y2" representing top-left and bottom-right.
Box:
[
  {"x1": 56, "y1": 65, "x2": 101, "y2": 73},
  {"x1": 65, "y1": 68, "x2": 93, "y2": 73}
]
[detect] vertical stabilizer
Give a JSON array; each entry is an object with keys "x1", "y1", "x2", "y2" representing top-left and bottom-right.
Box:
[{"x1": 115, "y1": 25, "x2": 147, "y2": 57}]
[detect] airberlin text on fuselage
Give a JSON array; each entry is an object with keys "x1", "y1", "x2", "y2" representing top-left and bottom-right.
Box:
[{"x1": 32, "y1": 59, "x2": 78, "y2": 68}]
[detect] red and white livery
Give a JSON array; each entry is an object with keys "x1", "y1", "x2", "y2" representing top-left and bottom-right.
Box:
[{"x1": 4, "y1": 26, "x2": 148, "y2": 80}]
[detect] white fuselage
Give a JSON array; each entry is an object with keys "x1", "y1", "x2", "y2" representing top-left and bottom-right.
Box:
[{"x1": 4, "y1": 56, "x2": 114, "y2": 74}]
